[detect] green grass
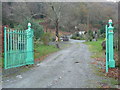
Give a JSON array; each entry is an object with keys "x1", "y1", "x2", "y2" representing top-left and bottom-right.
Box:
[
  {"x1": 84, "y1": 38, "x2": 105, "y2": 58},
  {"x1": 34, "y1": 43, "x2": 59, "y2": 59}
]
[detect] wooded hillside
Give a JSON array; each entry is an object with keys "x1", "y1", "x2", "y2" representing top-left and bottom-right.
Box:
[{"x1": 2, "y1": 2, "x2": 118, "y2": 32}]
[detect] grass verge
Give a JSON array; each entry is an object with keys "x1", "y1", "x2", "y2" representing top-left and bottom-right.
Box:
[
  {"x1": 83, "y1": 38, "x2": 105, "y2": 58},
  {"x1": 85, "y1": 38, "x2": 118, "y2": 88},
  {"x1": 34, "y1": 43, "x2": 59, "y2": 60}
]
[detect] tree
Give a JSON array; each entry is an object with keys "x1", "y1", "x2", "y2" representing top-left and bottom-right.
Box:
[{"x1": 45, "y1": 2, "x2": 64, "y2": 48}]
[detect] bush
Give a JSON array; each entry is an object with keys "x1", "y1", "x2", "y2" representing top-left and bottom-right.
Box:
[
  {"x1": 85, "y1": 30, "x2": 94, "y2": 41},
  {"x1": 15, "y1": 18, "x2": 44, "y2": 40},
  {"x1": 71, "y1": 36, "x2": 76, "y2": 39},
  {"x1": 71, "y1": 32, "x2": 85, "y2": 40},
  {"x1": 76, "y1": 37, "x2": 81, "y2": 40},
  {"x1": 71, "y1": 36, "x2": 85, "y2": 40},
  {"x1": 41, "y1": 32, "x2": 51, "y2": 45}
]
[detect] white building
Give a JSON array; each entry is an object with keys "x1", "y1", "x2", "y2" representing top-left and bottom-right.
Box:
[{"x1": 79, "y1": 31, "x2": 85, "y2": 35}]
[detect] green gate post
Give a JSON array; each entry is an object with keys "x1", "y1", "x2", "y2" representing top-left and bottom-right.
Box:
[
  {"x1": 108, "y1": 19, "x2": 115, "y2": 68},
  {"x1": 26, "y1": 23, "x2": 34, "y2": 64}
]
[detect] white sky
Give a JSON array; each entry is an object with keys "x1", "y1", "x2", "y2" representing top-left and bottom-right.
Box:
[{"x1": 0, "y1": 0, "x2": 120, "y2": 2}]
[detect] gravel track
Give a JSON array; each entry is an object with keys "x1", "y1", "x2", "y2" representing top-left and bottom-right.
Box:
[{"x1": 3, "y1": 39, "x2": 104, "y2": 88}]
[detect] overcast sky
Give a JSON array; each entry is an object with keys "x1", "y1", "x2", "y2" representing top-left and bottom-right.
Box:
[{"x1": 0, "y1": 0, "x2": 119, "y2": 2}]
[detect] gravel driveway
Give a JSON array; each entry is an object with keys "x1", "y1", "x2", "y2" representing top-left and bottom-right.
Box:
[{"x1": 3, "y1": 39, "x2": 104, "y2": 88}]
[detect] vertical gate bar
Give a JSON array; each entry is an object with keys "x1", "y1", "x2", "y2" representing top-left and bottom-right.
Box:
[
  {"x1": 21, "y1": 30, "x2": 22, "y2": 64},
  {"x1": 17, "y1": 30, "x2": 20, "y2": 64},
  {"x1": 16, "y1": 30, "x2": 18, "y2": 65},
  {"x1": 13, "y1": 30, "x2": 15, "y2": 66},
  {"x1": 7, "y1": 29, "x2": 9, "y2": 68},
  {"x1": 19, "y1": 30, "x2": 21, "y2": 64},
  {"x1": 25, "y1": 31, "x2": 27, "y2": 63},
  {"x1": 4, "y1": 27, "x2": 7, "y2": 69},
  {"x1": 22, "y1": 30, "x2": 24, "y2": 64},
  {"x1": 21, "y1": 30, "x2": 23, "y2": 64},
  {"x1": 19, "y1": 30, "x2": 21, "y2": 65},
  {"x1": 15, "y1": 30, "x2": 17, "y2": 50},
  {"x1": 24, "y1": 31, "x2": 26, "y2": 64},
  {"x1": 22, "y1": 31, "x2": 24, "y2": 63},
  {"x1": 10, "y1": 29, "x2": 12, "y2": 67},
  {"x1": 17, "y1": 30, "x2": 19, "y2": 65},
  {"x1": 106, "y1": 25, "x2": 108, "y2": 73},
  {"x1": 20, "y1": 30, "x2": 22, "y2": 64},
  {"x1": 22, "y1": 30, "x2": 25, "y2": 64},
  {"x1": 24, "y1": 31, "x2": 25, "y2": 64},
  {"x1": 15, "y1": 30, "x2": 17, "y2": 65},
  {"x1": 16, "y1": 30, "x2": 17, "y2": 65}
]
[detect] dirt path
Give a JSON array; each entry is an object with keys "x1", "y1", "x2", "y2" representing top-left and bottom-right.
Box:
[{"x1": 3, "y1": 39, "x2": 105, "y2": 88}]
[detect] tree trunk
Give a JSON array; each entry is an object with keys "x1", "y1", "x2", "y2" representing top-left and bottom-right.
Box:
[
  {"x1": 55, "y1": 18, "x2": 59, "y2": 48},
  {"x1": 56, "y1": 18, "x2": 59, "y2": 39}
]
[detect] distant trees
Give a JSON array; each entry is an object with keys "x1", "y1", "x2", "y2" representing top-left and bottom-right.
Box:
[
  {"x1": 2, "y1": 2, "x2": 118, "y2": 39},
  {"x1": 2, "y1": 2, "x2": 46, "y2": 27}
]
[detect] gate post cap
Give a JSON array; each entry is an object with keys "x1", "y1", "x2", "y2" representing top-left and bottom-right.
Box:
[
  {"x1": 108, "y1": 19, "x2": 112, "y2": 24},
  {"x1": 4, "y1": 26, "x2": 6, "y2": 29},
  {"x1": 28, "y1": 23, "x2": 31, "y2": 27}
]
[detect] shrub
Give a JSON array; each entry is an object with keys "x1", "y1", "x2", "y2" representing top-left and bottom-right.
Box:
[
  {"x1": 71, "y1": 32, "x2": 85, "y2": 40},
  {"x1": 85, "y1": 30, "x2": 94, "y2": 41},
  {"x1": 15, "y1": 18, "x2": 44, "y2": 40},
  {"x1": 41, "y1": 32, "x2": 51, "y2": 45},
  {"x1": 76, "y1": 37, "x2": 81, "y2": 40},
  {"x1": 71, "y1": 36, "x2": 76, "y2": 39}
]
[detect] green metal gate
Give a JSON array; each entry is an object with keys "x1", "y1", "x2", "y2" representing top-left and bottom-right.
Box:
[{"x1": 4, "y1": 23, "x2": 34, "y2": 69}]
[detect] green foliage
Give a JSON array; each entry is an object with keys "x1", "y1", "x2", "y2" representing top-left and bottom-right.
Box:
[
  {"x1": 15, "y1": 18, "x2": 44, "y2": 40},
  {"x1": 85, "y1": 30, "x2": 94, "y2": 41},
  {"x1": 41, "y1": 32, "x2": 52, "y2": 45},
  {"x1": 34, "y1": 19, "x2": 45, "y2": 24}
]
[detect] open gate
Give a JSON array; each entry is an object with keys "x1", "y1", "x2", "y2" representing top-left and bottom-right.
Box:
[{"x1": 4, "y1": 23, "x2": 34, "y2": 69}]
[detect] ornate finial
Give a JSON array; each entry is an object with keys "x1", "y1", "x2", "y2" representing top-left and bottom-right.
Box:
[
  {"x1": 4, "y1": 26, "x2": 7, "y2": 29},
  {"x1": 108, "y1": 19, "x2": 112, "y2": 25},
  {"x1": 28, "y1": 23, "x2": 31, "y2": 28}
]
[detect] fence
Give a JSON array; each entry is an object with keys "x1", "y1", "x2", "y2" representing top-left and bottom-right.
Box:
[{"x1": 4, "y1": 23, "x2": 34, "y2": 69}]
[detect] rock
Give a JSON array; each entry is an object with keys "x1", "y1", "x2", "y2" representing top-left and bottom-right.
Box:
[
  {"x1": 6, "y1": 80, "x2": 9, "y2": 82},
  {"x1": 16, "y1": 75, "x2": 22, "y2": 79},
  {"x1": 59, "y1": 76, "x2": 62, "y2": 79},
  {"x1": 37, "y1": 64, "x2": 41, "y2": 66}
]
